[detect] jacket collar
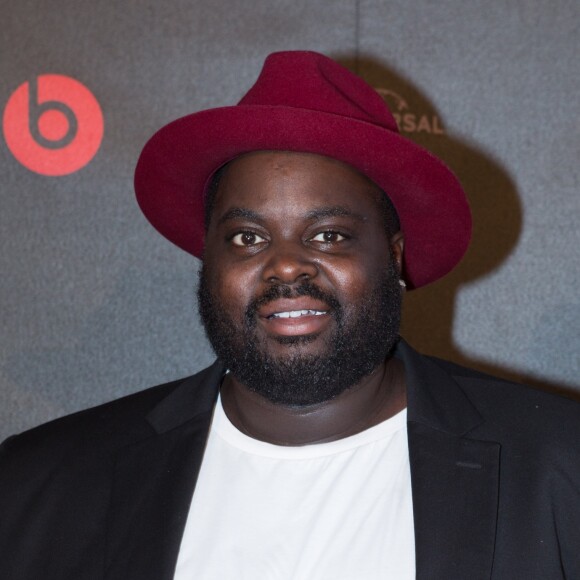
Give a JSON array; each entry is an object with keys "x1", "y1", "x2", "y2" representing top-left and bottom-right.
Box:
[
  {"x1": 395, "y1": 339, "x2": 484, "y2": 435},
  {"x1": 105, "y1": 361, "x2": 224, "y2": 580},
  {"x1": 395, "y1": 340, "x2": 501, "y2": 580},
  {"x1": 146, "y1": 359, "x2": 225, "y2": 434}
]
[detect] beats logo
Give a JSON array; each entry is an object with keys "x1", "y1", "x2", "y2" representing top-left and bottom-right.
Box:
[{"x1": 3, "y1": 74, "x2": 104, "y2": 176}]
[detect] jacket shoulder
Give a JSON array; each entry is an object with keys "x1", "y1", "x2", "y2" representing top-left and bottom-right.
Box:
[
  {"x1": 427, "y1": 354, "x2": 580, "y2": 442},
  {"x1": 0, "y1": 363, "x2": 218, "y2": 468}
]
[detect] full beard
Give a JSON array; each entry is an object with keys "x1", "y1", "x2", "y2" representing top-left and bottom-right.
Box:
[{"x1": 197, "y1": 260, "x2": 402, "y2": 406}]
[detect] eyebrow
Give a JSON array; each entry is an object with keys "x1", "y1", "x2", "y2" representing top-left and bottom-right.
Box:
[
  {"x1": 305, "y1": 206, "x2": 368, "y2": 223},
  {"x1": 216, "y1": 205, "x2": 368, "y2": 226},
  {"x1": 217, "y1": 207, "x2": 263, "y2": 226}
]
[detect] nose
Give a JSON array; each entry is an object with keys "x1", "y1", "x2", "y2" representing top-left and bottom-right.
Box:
[{"x1": 262, "y1": 244, "x2": 319, "y2": 285}]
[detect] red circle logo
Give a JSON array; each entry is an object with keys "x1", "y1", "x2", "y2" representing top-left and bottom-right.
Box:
[{"x1": 3, "y1": 74, "x2": 104, "y2": 176}]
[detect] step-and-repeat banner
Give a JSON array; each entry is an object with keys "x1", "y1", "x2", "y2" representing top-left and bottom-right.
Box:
[{"x1": 2, "y1": 0, "x2": 579, "y2": 439}]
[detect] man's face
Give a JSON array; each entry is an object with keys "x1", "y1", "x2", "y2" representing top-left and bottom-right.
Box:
[{"x1": 198, "y1": 151, "x2": 404, "y2": 405}]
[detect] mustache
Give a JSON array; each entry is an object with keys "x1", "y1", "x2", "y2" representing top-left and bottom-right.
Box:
[{"x1": 245, "y1": 281, "x2": 342, "y2": 324}]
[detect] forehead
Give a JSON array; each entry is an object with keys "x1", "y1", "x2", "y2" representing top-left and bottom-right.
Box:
[{"x1": 212, "y1": 150, "x2": 385, "y2": 219}]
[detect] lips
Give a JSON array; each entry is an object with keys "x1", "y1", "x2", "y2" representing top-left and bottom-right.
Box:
[
  {"x1": 269, "y1": 309, "x2": 327, "y2": 319},
  {"x1": 259, "y1": 297, "x2": 330, "y2": 318},
  {"x1": 258, "y1": 298, "x2": 332, "y2": 337}
]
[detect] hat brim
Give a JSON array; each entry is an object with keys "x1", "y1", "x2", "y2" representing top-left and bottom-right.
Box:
[{"x1": 134, "y1": 105, "x2": 471, "y2": 289}]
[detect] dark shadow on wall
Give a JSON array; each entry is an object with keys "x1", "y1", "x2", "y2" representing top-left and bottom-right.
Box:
[{"x1": 335, "y1": 53, "x2": 580, "y2": 403}]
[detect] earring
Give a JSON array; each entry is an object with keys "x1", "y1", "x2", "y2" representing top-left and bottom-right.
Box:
[{"x1": 399, "y1": 279, "x2": 407, "y2": 289}]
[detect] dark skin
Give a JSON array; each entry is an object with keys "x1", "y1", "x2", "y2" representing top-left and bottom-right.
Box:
[{"x1": 203, "y1": 151, "x2": 407, "y2": 445}]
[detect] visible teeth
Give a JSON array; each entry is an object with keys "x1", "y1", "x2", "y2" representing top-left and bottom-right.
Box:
[{"x1": 271, "y1": 310, "x2": 326, "y2": 318}]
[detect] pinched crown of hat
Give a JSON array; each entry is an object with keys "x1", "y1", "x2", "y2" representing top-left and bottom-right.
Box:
[{"x1": 135, "y1": 51, "x2": 471, "y2": 289}]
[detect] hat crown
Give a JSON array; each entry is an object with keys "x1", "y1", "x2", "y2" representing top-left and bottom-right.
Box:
[{"x1": 238, "y1": 51, "x2": 399, "y2": 133}]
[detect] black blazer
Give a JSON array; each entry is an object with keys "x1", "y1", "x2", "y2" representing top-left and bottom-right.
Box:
[{"x1": 1, "y1": 340, "x2": 579, "y2": 580}]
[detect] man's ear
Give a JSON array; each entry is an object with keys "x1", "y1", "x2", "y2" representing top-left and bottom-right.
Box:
[{"x1": 389, "y1": 231, "x2": 405, "y2": 277}]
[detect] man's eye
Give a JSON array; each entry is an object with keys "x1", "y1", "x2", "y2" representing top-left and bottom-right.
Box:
[
  {"x1": 310, "y1": 231, "x2": 347, "y2": 243},
  {"x1": 231, "y1": 232, "x2": 266, "y2": 247}
]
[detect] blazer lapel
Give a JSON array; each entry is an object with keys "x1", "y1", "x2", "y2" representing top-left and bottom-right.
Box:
[
  {"x1": 397, "y1": 342, "x2": 501, "y2": 580},
  {"x1": 104, "y1": 361, "x2": 224, "y2": 580}
]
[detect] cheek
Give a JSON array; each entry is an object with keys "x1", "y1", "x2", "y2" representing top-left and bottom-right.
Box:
[
  {"x1": 205, "y1": 260, "x2": 256, "y2": 318},
  {"x1": 323, "y1": 256, "x2": 383, "y2": 301}
]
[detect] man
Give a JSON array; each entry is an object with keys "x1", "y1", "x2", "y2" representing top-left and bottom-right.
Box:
[{"x1": 1, "y1": 51, "x2": 579, "y2": 580}]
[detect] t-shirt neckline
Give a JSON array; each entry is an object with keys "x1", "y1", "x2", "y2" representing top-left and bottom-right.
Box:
[{"x1": 213, "y1": 395, "x2": 407, "y2": 460}]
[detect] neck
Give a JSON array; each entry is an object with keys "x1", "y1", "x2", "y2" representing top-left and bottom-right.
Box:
[{"x1": 220, "y1": 356, "x2": 407, "y2": 446}]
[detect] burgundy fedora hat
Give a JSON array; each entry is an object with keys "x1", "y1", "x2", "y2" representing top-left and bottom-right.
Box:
[{"x1": 135, "y1": 50, "x2": 471, "y2": 289}]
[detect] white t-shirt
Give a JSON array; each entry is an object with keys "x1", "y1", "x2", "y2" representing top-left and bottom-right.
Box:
[{"x1": 174, "y1": 397, "x2": 415, "y2": 580}]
